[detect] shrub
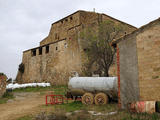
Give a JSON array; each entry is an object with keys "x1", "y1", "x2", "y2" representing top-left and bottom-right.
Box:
[{"x1": 18, "y1": 63, "x2": 25, "y2": 73}]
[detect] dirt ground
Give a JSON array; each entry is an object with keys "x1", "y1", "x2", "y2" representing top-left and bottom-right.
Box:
[
  {"x1": 0, "y1": 92, "x2": 47, "y2": 120},
  {"x1": 1, "y1": 90, "x2": 160, "y2": 120}
]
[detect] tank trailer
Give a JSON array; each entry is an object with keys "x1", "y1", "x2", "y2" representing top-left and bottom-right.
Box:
[{"x1": 66, "y1": 77, "x2": 118, "y2": 105}]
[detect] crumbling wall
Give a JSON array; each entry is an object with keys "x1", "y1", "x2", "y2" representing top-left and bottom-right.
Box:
[{"x1": 0, "y1": 75, "x2": 7, "y2": 97}]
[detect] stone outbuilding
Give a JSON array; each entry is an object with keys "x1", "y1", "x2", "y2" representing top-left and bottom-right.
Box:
[
  {"x1": 0, "y1": 74, "x2": 7, "y2": 97},
  {"x1": 16, "y1": 10, "x2": 137, "y2": 85},
  {"x1": 112, "y1": 18, "x2": 160, "y2": 109}
]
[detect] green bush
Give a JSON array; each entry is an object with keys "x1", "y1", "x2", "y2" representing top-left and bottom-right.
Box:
[
  {"x1": 2, "y1": 91, "x2": 14, "y2": 99},
  {"x1": 0, "y1": 91, "x2": 14, "y2": 104},
  {"x1": 18, "y1": 63, "x2": 25, "y2": 73},
  {"x1": 156, "y1": 101, "x2": 160, "y2": 113}
]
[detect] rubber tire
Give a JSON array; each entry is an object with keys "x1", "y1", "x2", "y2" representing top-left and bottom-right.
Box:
[
  {"x1": 95, "y1": 92, "x2": 108, "y2": 105},
  {"x1": 82, "y1": 92, "x2": 94, "y2": 105}
]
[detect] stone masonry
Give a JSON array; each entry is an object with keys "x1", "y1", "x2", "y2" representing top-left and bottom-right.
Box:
[
  {"x1": 0, "y1": 75, "x2": 7, "y2": 97},
  {"x1": 16, "y1": 10, "x2": 137, "y2": 85},
  {"x1": 112, "y1": 18, "x2": 160, "y2": 108}
]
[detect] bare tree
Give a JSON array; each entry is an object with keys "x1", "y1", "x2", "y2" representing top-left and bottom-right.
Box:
[{"x1": 80, "y1": 20, "x2": 126, "y2": 76}]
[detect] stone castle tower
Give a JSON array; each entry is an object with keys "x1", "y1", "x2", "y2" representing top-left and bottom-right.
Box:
[{"x1": 16, "y1": 10, "x2": 137, "y2": 85}]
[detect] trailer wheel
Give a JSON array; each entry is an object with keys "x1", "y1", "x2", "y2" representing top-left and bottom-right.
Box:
[
  {"x1": 82, "y1": 92, "x2": 94, "y2": 105},
  {"x1": 95, "y1": 92, "x2": 108, "y2": 105}
]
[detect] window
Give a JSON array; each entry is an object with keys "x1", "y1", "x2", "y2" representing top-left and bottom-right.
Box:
[
  {"x1": 83, "y1": 48, "x2": 87, "y2": 51},
  {"x1": 56, "y1": 46, "x2": 58, "y2": 51},
  {"x1": 55, "y1": 33, "x2": 58, "y2": 39},
  {"x1": 39, "y1": 47, "x2": 42, "y2": 55},
  {"x1": 70, "y1": 16, "x2": 73, "y2": 20},
  {"x1": 83, "y1": 48, "x2": 89, "y2": 52},
  {"x1": 65, "y1": 19, "x2": 68, "y2": 22},
  {"x1": 31, "y1": 49, "x2": 36, "y2": 56},
  {"x1": 61, "y1": 20, "x2": 63, "y2": 24},
  {"x1": 46, "y1": 45, "x2": 49, "y2": 53}
]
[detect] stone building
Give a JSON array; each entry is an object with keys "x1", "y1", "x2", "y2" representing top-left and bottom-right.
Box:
[
  {"x1": 16, "y1": 10, "x2": 136, "y2": 85},
  {"x1": 112, "y1": 18, "x2": 160, "y2": 109},
  {"x1": 0, "y1": 74, "x2": 7, "y2": 97}
]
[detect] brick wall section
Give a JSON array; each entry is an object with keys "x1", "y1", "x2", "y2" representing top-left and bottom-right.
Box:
[
  {"x1": 16, "y1": 10, "x2": 137, "y2": 85},
  {"x1": 136, "y1": 23, "x2": 160, "y2": 101},
  {"x1": 0, "y1": 75, "x2": 6, "y2": 97},
  {"x1": 116, "y1": 46, "x2": 121, "y2": 108}
]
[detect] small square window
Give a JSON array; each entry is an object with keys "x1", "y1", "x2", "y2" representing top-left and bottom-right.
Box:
[
  {"x1": 39, "y1": 47, "x2": 42, "y2": 55},
  {"x1": 46, "y1": 45, "x2": 49, "y2": 53},
  {"x1": 83, "y1": 48, "x2": 89, "y2": 52},
  {"x1": 65, "y1": 19, "x2": 68, "y2": 22},
  {"x1": 56, "y1": 46, "x2": 58, "y2": 51},
  {"x1": 55, "y1": 33, "x2": 58, "y2": 39},
  {"x1": 70, "y1": 16, "x2": 73, "y2": 20},
  {"x1": 31, "y1": 49, "x2": 36, "y2": 56}
]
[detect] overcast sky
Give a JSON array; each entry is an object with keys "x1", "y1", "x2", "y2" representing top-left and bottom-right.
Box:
[{"x1": 0, "y1": 0, "x2": 160, "y2": 79}]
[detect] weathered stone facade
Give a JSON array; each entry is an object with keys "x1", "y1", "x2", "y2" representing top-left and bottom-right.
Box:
[
  {"x1": 112, "y1": 18, "x2": 160, "y2": 108},
  {"x1": 0, "y1": 75, "x2": 7, "y2": 97},
  {"x1": 16, "y1": 10, "x2": 136, "y2": 85}
]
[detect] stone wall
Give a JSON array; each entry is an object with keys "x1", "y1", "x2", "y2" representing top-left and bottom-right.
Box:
[
  {"x1": 40, "y1": 11, "x2": 81, "y2": 46},
  {"x1": 16, "y1": 10, "x2": 137, "y2": 85},
  {"x1": 136, "y1": 23, "x2": 160, "y2": 101},
  {"x1": 115, "y1": 19, "x2": 160, "y2": 108},
  {"x1": 0, "y1": 75, "x2": 7, "y2": 97},
  {"x1": 18, "y1": 36, "x2": 82, "y2": 85}
]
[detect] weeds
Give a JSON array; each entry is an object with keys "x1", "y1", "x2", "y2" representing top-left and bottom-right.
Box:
[
  {"x1": 35, "y1": 111, "x2": 67, "y2": 120},
  {"x1": 16, "y1": 116, "x2": 32, "y2": 120},
  {"x1": 58, "y1": 101, "x2": 85, "y2": 112},
  {"x1": 0, "y1": 91, "x2": 14, "y2": 104},
  {"x1": 122, "y1": 112, "x2": 160, "y2": 120}
]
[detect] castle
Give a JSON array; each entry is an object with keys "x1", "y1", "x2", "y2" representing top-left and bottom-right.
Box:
[{"x1": 16, "y1": 10, "x2": 136, "y2": 85}]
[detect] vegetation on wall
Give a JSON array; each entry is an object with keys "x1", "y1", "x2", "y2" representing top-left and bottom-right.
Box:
[
  {"x1": 0, "y1": 73, "x2": 6, "y2": 76},
  {"x1": 80, "y1": 20, "x2": 126, "y2": 76},
  {"x1": 0, "y1": 73, "x2": 7, "y2": 80},
  {"x1": 18, "y1": 63, "x2": 25, "y2": 73}
]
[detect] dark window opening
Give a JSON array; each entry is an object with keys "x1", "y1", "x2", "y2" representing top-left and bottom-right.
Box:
[
  {"x1": 46, "y1": 45, "x2": 49, "y2": 53},
  {"x1": 125, "y1": 32, "x2": 127, "y2": 35},
  {"x1": 31, "y1": 49, "x2": 36, "y2": 56},
  {"x1": 61, "y1": 20, "x2": 63, "y2": 24},
  {"x1": 55, "y1": 33, "x2": 58, "y2": 39},
  {"x1": 83, "y1": 48, "x2": 89, "y2": 52},
  {"x1": 56, "y1": 46, "x2": 58, "y2": 51},
  {"x1": 65, "y1": 19, "x2": 68, "y2": 22},
  {"x1": 39, "y1": 47, "x2": 42, "y2": 55},
  {"x1": 70, "y1": 16, "x2": 73, "y2": 20}
]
